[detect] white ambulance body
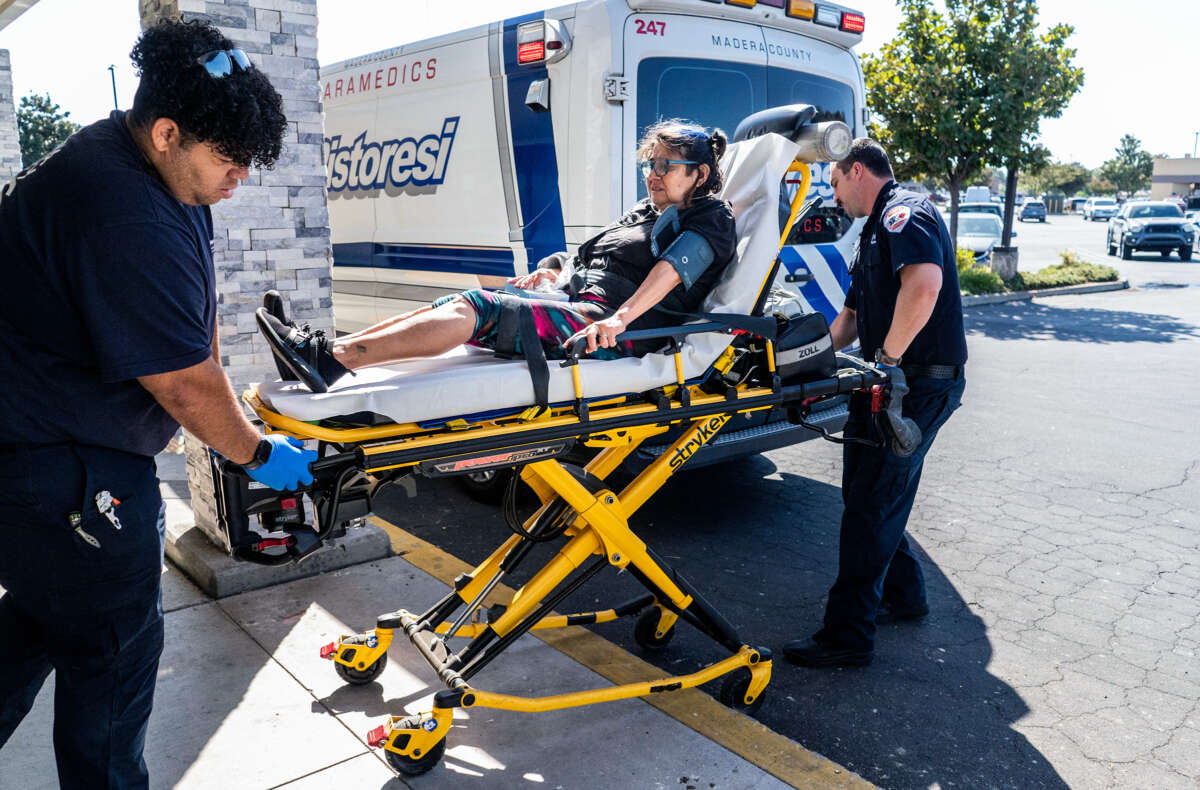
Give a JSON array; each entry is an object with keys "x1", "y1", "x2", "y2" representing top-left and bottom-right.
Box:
[{"x1": 320, "y1": 0, "x2": 869, "y2": 333}]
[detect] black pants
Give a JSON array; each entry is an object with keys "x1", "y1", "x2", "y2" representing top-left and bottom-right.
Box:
[
  {"x1": 0, "y1": 444, "x2": 164, "y2": 790},
  {"x1": 816, "y1": 374, "x2": 966, "y2": 650}
]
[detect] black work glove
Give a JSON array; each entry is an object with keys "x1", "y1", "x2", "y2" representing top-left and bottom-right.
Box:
[{"x1": 879, "y1": 365, "x2": 923, "y2": 457}]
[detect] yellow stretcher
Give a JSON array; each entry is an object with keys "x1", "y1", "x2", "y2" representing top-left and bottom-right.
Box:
[{"x1": 211, "y1": 106, "x2": 894, "y2": 775}]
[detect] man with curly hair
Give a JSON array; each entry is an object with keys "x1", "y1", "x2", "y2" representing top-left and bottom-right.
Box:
[{"x1": 0, "y1": 19, "x2": 314, "y2": 788}]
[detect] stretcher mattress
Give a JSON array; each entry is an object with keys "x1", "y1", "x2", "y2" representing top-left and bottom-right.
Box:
[{"x1": 257, "y1": 134, "x2": 802, "y2": 426}]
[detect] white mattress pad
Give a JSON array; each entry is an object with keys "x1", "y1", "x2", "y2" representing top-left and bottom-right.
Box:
[{"x1": 258, "y1": 133, "x2": 803, "y2": 426}]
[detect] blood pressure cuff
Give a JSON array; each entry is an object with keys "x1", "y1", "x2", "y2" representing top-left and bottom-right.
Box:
[{"x1": 657, "y1": 231, "x2": 715, "y2": 289}]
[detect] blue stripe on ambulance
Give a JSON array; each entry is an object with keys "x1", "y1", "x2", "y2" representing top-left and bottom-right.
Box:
[
  {"x1": 503, "y1": 12, "x2": 566, "y2": 268},
  {"x1": 333, "y1": 242, "x2": 515, "y2": 277},
  {"x1": 777, "y1": 244, "x2": 847, "y2": 324}
]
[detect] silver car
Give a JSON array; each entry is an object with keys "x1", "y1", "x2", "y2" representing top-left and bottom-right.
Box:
[
  {"x1": 1083, "y1": 197, "x2": 1118, "y2": 221},
  {"x1": 957, "y1": 214, "x2": 1004, "y2": 265}
]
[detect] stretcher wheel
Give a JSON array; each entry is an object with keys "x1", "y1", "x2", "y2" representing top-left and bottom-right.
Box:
[
  {"x1": 384, "y1": 735, "x2": 446, "y2": 776},
  {"x1": 456, "y1": 468, "x2": 515, "y2": 504},
  {"x1": 334, "y1": 653, "x2": 388, "y2": 685},
  {"x1": 719, "y1": 668, "x2": 765, "y2": 716},
  {"x1": 634, "y1": 608, "x2": 676, "y2": 651}
]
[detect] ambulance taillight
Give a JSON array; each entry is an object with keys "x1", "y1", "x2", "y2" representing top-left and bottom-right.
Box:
[
  {"x1": 840, "y1": 11, "x2": 866, "y2": 33},
  {"x1": 515, "y1": 19, "x2": 572, "y2": 66}
]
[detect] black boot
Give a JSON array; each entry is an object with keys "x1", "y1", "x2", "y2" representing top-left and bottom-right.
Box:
[
  {"x1": 262, "y1": 291, "x2": 295, "y2": 381},
  {"x1": 256, "y1": 309, "x2": 350, "y2": 393}
]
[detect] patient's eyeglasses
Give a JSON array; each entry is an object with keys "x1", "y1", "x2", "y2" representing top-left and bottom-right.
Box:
[
  {"x1": 198, "y1": 48, "x2": 252, "y2": 78},
  {"x1": 639, "y1": 157, "x2": 698, "y2": 179}
]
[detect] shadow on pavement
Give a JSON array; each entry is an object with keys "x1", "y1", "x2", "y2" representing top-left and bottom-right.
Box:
[
  {"x1": 378, "y1": 457, "x2": 1071, "y2": 790},
  {"x1": 965, "y1": 300, "x2": 1200, "y2": 344}
]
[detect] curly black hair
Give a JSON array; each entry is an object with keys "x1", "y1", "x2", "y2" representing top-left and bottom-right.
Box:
[{"x1": 129, "y1": 18, "x2": 286, "y2": 169}]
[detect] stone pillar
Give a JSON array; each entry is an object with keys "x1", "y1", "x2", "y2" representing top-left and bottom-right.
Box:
[
  {"x1": 0, "y1": 50, "x2": 24, "y2": 181},
  {"x1": 139, "y1": 1, "x2": 333, "y2": 551}
]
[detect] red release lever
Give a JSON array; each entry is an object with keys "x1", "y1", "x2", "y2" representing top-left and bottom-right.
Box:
[
  {"x1": 253, "y1": 537, "x2": 294, "y2": 551},
  {"x1": 319, "y1": 642, "x2": 338, "y2": 659},
  {"x1": 367, "y1": 725, "x2": 388, "y2": 748},
  {"x1": 870, "y1": 384, "x2": 885, "y2": 413}
]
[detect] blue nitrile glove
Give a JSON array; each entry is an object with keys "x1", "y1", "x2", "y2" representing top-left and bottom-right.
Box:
[
  {"x1": 245, "y1": 435, "x2": 317, "y2": 491},
  {"x1": 878, "y1": 365, "x2": 923, "y2": 457}
]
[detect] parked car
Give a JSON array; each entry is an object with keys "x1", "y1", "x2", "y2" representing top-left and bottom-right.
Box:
[
  {"x1": 1068, "y1": 196, "x2": 1090, "y2": 213},
  {"x1": 965, "y1": 186, "x2": 991, "y2": 203},
  {"x1": 959, "y1": 201, "x2": 1003, "y2": 218},
  {"x1": 957, "y1": 214, "x2": 1004, "y2": 265},
  {"x1": 1083, "y1": 197, "x2": 1119, "y2": 221},
  {"x1": 1186, "y1": 210, "x2": 1200, "y2": 254},
  {"x1": 1019, "y1": 199, "x2": 1047, "y2": 222},
  {"x1": 1106, "y1": 201, "x2": 1194, "y2": 261}
]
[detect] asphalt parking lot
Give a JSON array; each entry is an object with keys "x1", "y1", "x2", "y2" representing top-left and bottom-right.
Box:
[{"x1": 376, "y1": 215, "x2": 1199, "y2": 789}]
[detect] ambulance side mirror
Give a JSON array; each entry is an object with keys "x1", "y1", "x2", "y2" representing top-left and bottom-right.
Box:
[{"x1": 525, "y1": 78, "x2": 550, "y2": 113}]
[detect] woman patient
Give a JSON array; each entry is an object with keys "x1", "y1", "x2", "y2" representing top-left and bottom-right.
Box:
[{"x1": 260, "y1": 120, "x2": 737, "y2": 393}]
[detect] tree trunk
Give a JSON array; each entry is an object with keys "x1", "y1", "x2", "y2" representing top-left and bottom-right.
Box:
[
  {"x1": 947, "y1": 177, "x2": 962, "y2": 245},
  {"x1": 1002, "y1": 159, "x2": 1019, "y2": 246}
]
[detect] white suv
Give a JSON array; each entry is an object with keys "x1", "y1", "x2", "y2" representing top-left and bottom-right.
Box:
[{"x1": 1083, "y1": 197, "x2": 1119, "y2": 221}]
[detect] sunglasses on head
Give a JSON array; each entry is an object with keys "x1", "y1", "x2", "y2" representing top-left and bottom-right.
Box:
[
  {"x1": 639, "y1": 157, "x2": 698, "y2": 178},
  {"x1": 198, "y1": 48, "x2": 252, "y2": 78}
]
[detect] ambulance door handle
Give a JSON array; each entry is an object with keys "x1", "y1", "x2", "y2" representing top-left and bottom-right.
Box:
[
  {"x1": 525, "y1": 78, "x2": 550, "y2": 113},
  {"x1": 785, "y1": 269, "x2": 813, "y2": 284}
]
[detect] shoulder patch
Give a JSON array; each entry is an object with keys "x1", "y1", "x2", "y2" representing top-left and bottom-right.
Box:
[{"x1": 882, "y1": 205, "x2": 912, "y2": 233}]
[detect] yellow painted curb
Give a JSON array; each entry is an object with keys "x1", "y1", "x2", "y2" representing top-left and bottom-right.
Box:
[{"x1": 369, "y1": 516, "x2": 874, "y2": 790}]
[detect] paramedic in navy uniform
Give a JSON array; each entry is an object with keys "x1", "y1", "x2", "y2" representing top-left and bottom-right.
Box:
[
  {"x1": 0, "y1": 20, "x2": 314, "y2": 788},
  {"x1": 784, "y1": 139, "x2": 967, "y2": 668}
]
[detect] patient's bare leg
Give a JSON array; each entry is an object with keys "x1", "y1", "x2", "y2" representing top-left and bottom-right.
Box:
[
  {"x1": 338, "y1": 303, "x2": 435, "y2": 343},
  {"x1": 332, "y1": 296, "x2": 476, "y2": 370}
]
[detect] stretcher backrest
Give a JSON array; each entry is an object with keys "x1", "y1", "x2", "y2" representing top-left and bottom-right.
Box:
[{"x1": 256, "y1": 133, "x2": 803, "y2": 426}]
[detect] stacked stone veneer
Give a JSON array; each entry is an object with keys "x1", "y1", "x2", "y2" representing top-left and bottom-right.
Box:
[
  {"x1": 139, "y1": 0, "x2": 334, "y2": 548},
  {"x1": 0, "y1": 50, "x2": 24, "y2": 181}
]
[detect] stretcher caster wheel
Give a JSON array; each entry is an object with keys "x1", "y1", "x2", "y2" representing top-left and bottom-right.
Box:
[
  {"x1": 334, "y1": 652, "x2": 387, "y2": 685},
  {"x1": 634, "y1": 608, "x2": 675, "y2": 651},
  {"x1": 384, "y1": 734, "x2": 446, "y2": 776},
  {"x1": 719, "y1": 668, "x2": 765, "y2": 716}
]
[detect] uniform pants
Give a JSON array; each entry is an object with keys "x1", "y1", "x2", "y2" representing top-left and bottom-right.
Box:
[
  {"x1": 816, "y1": 374, "x2": 966, "y2": 650},
  {"x1": 0, "y1": 444, "x2": 165, "y2": 790}
]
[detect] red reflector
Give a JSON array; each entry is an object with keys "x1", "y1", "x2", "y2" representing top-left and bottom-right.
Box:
[
  {"x1": 517, "y1": 41, "x2": 545, "y2": 64},
  {"x1": 841, "y1": 12, "x2": 865, "y2": 32},
  {"x1": 320, "y1": 642, "x2": 337, "y2": 659},
  {"x1": 279, "y1": 497, "x2": 297, "y2": 509},
  {"x1": 367, "y1": 725, "x2": 388, "y2": 748}
]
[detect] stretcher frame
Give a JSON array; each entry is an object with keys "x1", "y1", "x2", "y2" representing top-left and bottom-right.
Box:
[{"x1": 230, "y1": 118, "x2": 891, "y2": 776}]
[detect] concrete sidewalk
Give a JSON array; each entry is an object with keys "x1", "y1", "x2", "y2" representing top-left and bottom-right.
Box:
[{"x1": 0, "y1": 451, "x2": 869, "y2": 789}]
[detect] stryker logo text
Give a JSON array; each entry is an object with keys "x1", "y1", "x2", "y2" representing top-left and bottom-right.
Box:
[
  {"x1": 667, "y1": 415, "x2": 731, "y2": 469},
  {"x1": 325, "y1": 117, "x2": 458, "y2": 193}
]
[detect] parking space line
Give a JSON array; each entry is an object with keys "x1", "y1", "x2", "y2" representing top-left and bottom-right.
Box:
[{"x1": 369, "y1": 515, "x2": 873, "y2": 790}]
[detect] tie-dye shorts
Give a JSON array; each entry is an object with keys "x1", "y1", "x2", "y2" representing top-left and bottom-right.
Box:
[{"x1": 433, "y1": 289, "x2": 634, "y2": 361}]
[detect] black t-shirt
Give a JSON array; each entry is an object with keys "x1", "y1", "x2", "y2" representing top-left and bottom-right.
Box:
[
  {"x1": 0, "y1": 111, "x2": 216, "y2": 457},
  {"x1": 844, "y1": 182, "x2": 967, "y2": 366},
  {"x1": 573, "y1": 195, "x2": 737, "y2": 332}
]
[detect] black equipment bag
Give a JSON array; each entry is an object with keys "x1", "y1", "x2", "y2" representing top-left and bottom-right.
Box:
[{"x1": 775, "y1": 312, "x2": 837, "y2": 384}]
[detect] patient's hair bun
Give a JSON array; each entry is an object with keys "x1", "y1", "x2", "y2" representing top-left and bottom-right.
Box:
[{"x1": 709, "y1": 129, "x2": 728, "y2": 162}]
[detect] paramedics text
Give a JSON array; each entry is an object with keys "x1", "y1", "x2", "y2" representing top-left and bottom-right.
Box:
[{"x1": 324, "y1": 117, "x2": 459, "y2": 193}]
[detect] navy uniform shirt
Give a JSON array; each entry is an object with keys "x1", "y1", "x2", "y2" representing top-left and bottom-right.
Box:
[
  {"x1": 844, "y1": 181, "x2": 967, "y2": 366},
  {"x1": 0, "y1": 111, "x2": 215, "y2": 457}
]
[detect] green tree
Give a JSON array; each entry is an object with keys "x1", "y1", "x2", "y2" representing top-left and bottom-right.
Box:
[
  {"x1": 865, "y1": 0, "x2": 1083, "y2": 242},
  {"x1": 863, "y1": 0, "x2": 994, "y2": 241},
  {"x1": 1087, "y1": 175, "x2": 1117, "y2": 196},
  {"x1": 976, "y1": 0, "x2": 1083, "y2": 245},
  {"x1": 1022, "y1": 160, "x2": 1091, "y2": 196},
  {"x1": 1099, "y1": 135, "x2": 1153, "y2": 195},
  {"x1": 16, "y1": 93, "x2": 81, "y2": 169}
]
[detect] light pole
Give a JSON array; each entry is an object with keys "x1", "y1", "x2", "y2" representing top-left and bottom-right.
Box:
[{"x1": 107, "y1": 65, "x2": 118, "y2": 111}]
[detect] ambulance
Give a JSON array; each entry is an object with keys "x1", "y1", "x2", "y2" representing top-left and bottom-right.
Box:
[{"x1": 318, "y1": 0, "x2": 870, "y2": 488}]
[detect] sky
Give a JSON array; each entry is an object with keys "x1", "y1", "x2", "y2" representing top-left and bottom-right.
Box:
[{"x1": 1, "y1": 0, "x2": 1197, "y2": 169}]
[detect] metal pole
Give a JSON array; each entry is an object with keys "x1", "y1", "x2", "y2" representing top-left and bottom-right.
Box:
[
  {"x1": 107, "y1": 65, "x2": 118, "y2": 110},
  {"x1": 1193, "y1": 131, "x2": 1198, "y2": 159}
]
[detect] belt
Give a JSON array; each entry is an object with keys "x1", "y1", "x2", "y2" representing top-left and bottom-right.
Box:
[{"x1": 901, "y1": 363, "x2": 963, "y2": 380}]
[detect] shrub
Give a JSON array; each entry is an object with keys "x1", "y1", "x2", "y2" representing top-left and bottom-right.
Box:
[
  {"x1": 1021, "y1": 253, "x2": 1119, "y2": 290},
  {"x1": 959, "y1": 265, "x2": 1006, "y2": 294},
  {"x1": 956, "y1": 248, "x2": 976, "y2": 273}
]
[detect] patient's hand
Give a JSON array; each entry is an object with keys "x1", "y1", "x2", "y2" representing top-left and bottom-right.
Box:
[
  {"x1": 508, "y1": 269, "x2": 559, "y2": 290},
  {"x1": 566, "y1": 315, "x2": 627, "y2": 353}
]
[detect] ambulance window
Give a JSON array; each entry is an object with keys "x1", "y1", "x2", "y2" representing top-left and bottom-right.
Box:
[
  {"x1": 766, "y1": 69, "x2": 855, "y2": 126},
  {"x1": 635, "y1": 57, "x2": 766, "y2": 201}
]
